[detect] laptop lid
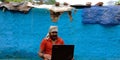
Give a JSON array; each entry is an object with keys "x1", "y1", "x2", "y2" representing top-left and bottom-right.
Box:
[{"x1": 51, "y1": 45, "x2": 74, "y2": 60}]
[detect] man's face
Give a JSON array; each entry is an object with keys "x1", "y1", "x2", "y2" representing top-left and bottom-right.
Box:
[
  {"x1": 55, "y1": 2, "x2": 60, "y2": 6},
  {"x1": 49, "y1": 31, "x2": 58, "y2": 41}
]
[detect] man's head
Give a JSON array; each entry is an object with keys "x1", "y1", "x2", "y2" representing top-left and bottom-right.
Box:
[
  {"x1": 64, "y1": 2, "x2": 68, "y2": 6},
  {"x1": 55, "y1": 2, "x2": 60, "y2": 6},
  {"x1": 96, "y1": 2, "x2": 104, "y2": 6},
  {"x1": 49, "y1": 26, "x2": 58, "y2": 41},
  {"x1": 86, "y1": 2, "x2": 92, "y2": 6}
]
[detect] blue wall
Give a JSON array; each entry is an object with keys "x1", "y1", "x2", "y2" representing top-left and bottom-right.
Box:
[{"x1": 0, "y1": 7, "x2": 120, "y2": 60}]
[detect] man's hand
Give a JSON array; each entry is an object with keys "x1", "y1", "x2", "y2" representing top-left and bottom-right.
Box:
[{"x1": 43, "y1": 54, "x2": 51, "y2": 60}]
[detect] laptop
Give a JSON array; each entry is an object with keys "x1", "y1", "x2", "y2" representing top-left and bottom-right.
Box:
[{"x1": 51, "y1": 45, "x2": 74, "y2": 60}]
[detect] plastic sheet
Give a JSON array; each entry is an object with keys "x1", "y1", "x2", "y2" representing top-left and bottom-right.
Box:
[{"x1": 82, "y1": 6, "x2": 120, "y2": 25}]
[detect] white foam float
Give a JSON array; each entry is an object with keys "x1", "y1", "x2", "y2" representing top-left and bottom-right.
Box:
[{"x1": 28, "y1": 2, "x2": 73, "y2": 12}]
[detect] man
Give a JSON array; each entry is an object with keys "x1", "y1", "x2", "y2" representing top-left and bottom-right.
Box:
[
  {"x1": 38, "y1": 26, "x2": 64, "y2": 60},
  {"x1": 95, "y1": 2, "x2": 104, "y2": 6},
  {"x1": 50, "y1": 2, "x2": 61, "y2": 22},
  {"x1": 63, "y1": 2, "x2": 73, "y2": 21},
  {"x1": 50, "y1": 2, "x2": 73, "y2": 22}
]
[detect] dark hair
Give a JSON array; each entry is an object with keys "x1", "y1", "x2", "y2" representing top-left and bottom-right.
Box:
[
  {"x1": 55, "y1": 2, "x2": 60, "y2": 6},
  {"x1": 64, "y1": 2, "x2": 68, "y2": 6},
  {"x1": 86, "y1": 2, "x2": 92, "y2": 6},
  {"x1": 96, "y1": 2, "x2": 104, "y2": 6}
]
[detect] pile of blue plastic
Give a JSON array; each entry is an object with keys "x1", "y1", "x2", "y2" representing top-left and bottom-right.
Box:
[{"x1": 82, "y1": 6, "x2": 120, "y2": 25}]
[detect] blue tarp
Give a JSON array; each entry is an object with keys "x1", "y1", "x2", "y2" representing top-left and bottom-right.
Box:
[{"x1": 82, "y1": 6, "x2": 120, "y2": 25}]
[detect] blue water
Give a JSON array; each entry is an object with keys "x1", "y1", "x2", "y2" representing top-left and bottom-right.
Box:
[{"x1": 0, "y1": 8, "x2": 120, "y2": 60}]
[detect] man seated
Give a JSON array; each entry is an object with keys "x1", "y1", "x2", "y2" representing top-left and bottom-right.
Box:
[
  {"x1": 38, "y1": 26, "x2": 64, "y2": 60},
  {"x1": 63, "y1": 2, "x2": 73, "y2": 21},
  {"x1": 38, "y1": 26, "x2": 74, "y2": 60},
  {"x1": 50, "y1": 2, "x2": 73, "y2": 22}
]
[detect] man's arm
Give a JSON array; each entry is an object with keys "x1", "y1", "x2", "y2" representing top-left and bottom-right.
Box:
[
  {"x1": 38, "y1": 50, "x2": 44, "y2": 58},
  {"x1": 38, "y1": 39, "x2": 46, "y2": 58},
  {"x1": 38, "y1": 50, "x2": 51, "y2": 60},
  {"x1": 38, "y1": 39, "x2": 51, "y2": 60}
]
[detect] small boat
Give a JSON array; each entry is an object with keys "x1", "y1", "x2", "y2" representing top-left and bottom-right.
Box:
[
  {"x1": 0, "y1": 2, "x2": 32, "y2": 13},
  {"x1": 70, "y1": 4, "x2": 91, "y2": 9}
]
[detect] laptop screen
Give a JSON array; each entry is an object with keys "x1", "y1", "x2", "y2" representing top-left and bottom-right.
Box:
[{"x1": 51, "y1": 45, "x2": 74, "y2": 60}]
